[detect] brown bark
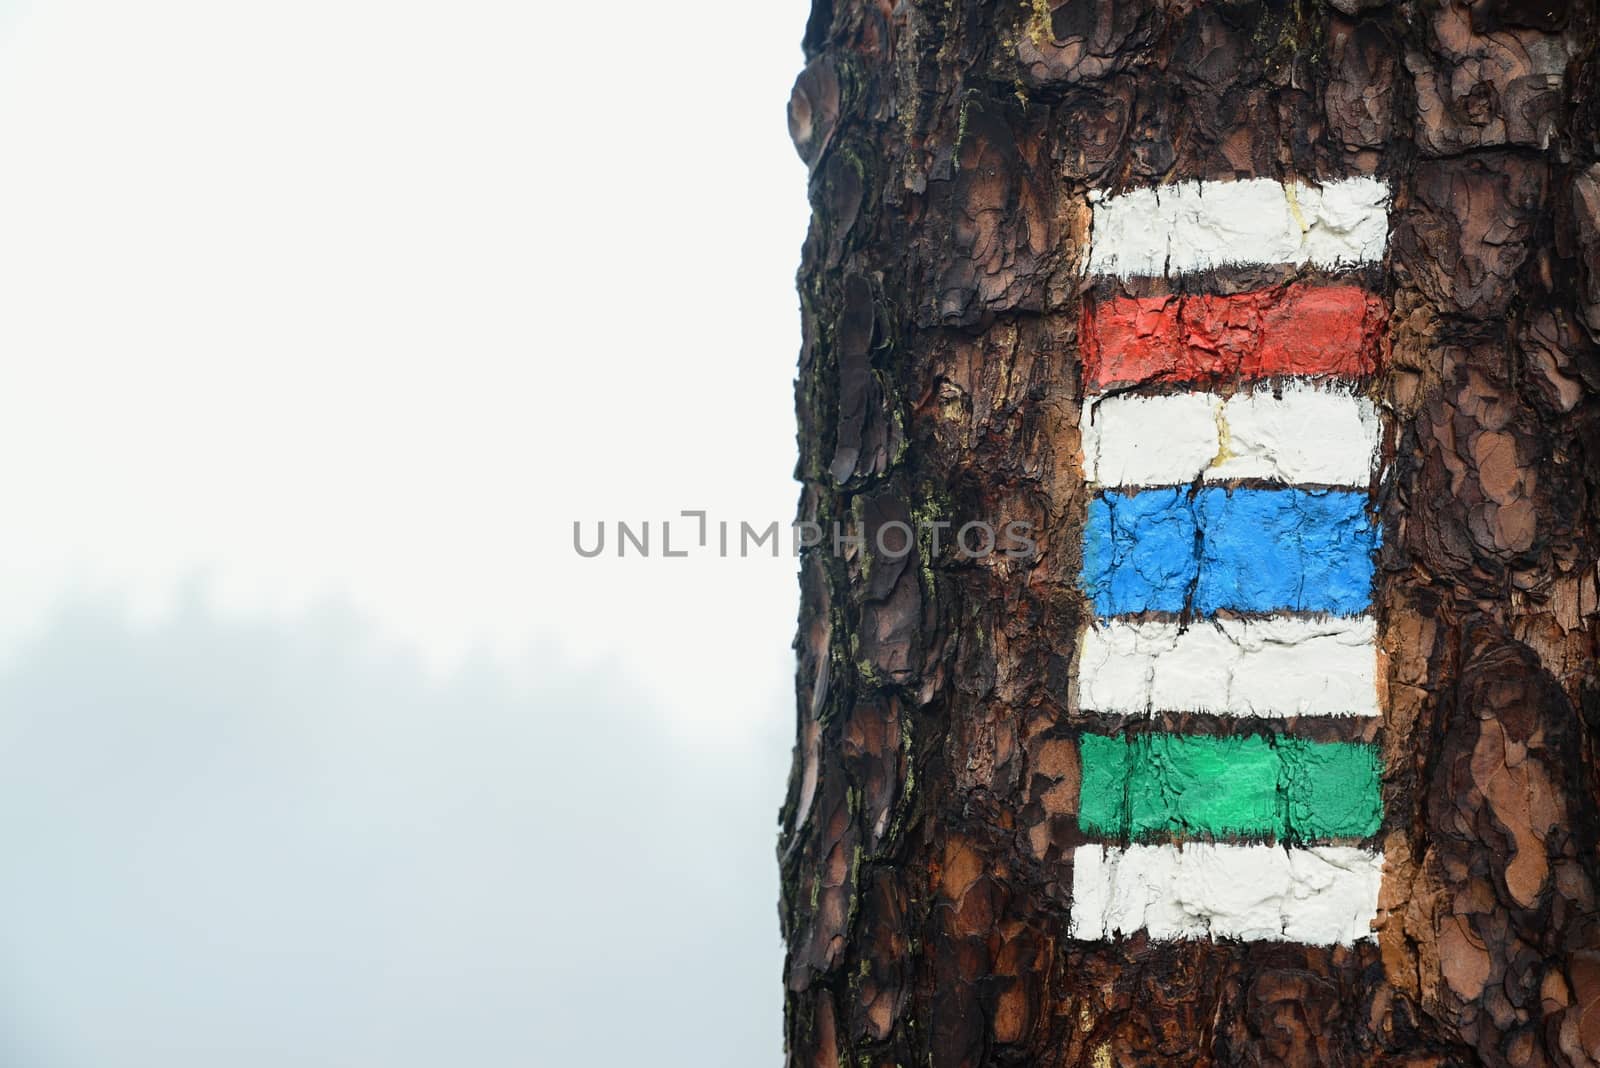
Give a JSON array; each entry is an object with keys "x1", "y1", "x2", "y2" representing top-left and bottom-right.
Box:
[{"x1": 781, "y1": 2, "x2": 1600, "y2": 1066}]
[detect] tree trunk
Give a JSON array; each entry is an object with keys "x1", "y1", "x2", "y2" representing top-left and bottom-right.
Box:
[{"x1": 781, "y1": 1, "x2": 1600, "y2": 1065}]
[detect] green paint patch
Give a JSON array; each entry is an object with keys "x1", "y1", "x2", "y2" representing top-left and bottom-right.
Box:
[{"x1": 1077, "y1": 732, "x2": 1381, "y2": 842}]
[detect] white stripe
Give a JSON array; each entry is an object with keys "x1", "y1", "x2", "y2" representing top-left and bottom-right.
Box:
[
  {"x1": 1070, "y1": 843, "x2": 1382, "y2": 945},
  {"x1": 1086, "y1": 176, "x2": 1390, "y2": 278},
  {"x1": 1081, "y1": 383, "x2": 1380, "y2": 488},
  {"x1": 1076, "y1": 616, "x2": 1379, "y2": 718}
]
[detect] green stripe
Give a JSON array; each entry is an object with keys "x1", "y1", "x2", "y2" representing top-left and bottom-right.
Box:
[{"x1": 1078, "y1": 733, "x2": 1382, "y2": 842}]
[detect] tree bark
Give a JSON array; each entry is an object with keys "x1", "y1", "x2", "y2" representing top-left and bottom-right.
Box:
[{"x1": 782, "y1": 2, "x2": 1600, "y2": 1066}]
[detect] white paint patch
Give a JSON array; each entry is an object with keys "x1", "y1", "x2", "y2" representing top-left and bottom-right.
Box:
[
  {"x1": 1081, "y1": 391, "x2": 1219, "y2": 488},
  {"x1": 1081, "y1": 383, "x2": 1381, "y2": 488},
  {"x1": 1070, "y1": 843, "x2": 1383, "y2": 945},
  {"x1": 1076, "y1": 616, "x2": 1379, "y2": 718},
  {"x1": 1086, "y1": 176, "x2": 1391, "y2": 278},
  {"x1": 1208, "y1": 384, "x2": 1381, "y2": 486}
]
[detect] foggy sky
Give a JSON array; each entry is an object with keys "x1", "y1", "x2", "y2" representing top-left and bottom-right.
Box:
[
  {"x1": 0, "y1": 1, "x2": 813, "y2": 1062},
  {"x1": 0, "y1": 594, "x2": 790, "y2": 1065}
]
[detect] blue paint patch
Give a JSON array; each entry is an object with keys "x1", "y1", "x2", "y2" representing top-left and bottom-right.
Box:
[
  {"x1": 1083, "y1": 487, "x2": 1377, "y2": 617},
  {"x1": 1083, "y1": 489, "x2": 1196, "y2": 615}
]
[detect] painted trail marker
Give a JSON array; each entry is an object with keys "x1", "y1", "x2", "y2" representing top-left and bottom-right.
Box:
[
  {"x1": 1075, "y1": 733, "x2": 1383, "y2": 841},
  {"x1": 1071, "y1": 175, "x2": 1390, "y2": 948},
  {"x1": 1084, "y1": 486, "x2": 1378, "y2": 617},
  {"x1": 1084, "y1": 176, "x2": 1390, "y2": 277},
  {"x1": 1077, "y1": 617, "x2": 1381, "y2": 719},
  {"x1": 1080, "y1": 383, "x2": 1382, "y2": 489},
  {"x1": 1081, "y1": 282, "x2": 1385, "y2": 391},
  {"x1": 1069, "y1": 843, "x2": 1386, "y2": 945}
]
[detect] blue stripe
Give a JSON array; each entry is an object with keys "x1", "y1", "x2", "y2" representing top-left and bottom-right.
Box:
[{"x1": 1083, "y1": 487, "x2": 1377, "y2": 617}]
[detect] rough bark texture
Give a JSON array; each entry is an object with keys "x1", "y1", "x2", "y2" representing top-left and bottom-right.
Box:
[{"x1": 781, "y1": 2, "x2": 1600, "y2": 1066}]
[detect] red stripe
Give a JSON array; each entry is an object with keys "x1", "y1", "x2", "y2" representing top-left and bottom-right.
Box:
[{"x1": 1082, "y1": 283, "x2": 1385, "y2": 392}]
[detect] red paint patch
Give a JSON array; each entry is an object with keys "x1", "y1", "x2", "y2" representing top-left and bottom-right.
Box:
[{"x1": 1082, "y1": 283, "x2": 1385, "y2": 392}]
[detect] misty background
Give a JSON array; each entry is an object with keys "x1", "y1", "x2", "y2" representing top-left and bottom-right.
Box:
[{"x1": 0, "y1": 1, "x2": 810, "y2": 1064}]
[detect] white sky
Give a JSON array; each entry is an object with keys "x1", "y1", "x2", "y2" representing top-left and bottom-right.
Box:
[
  {"x1": 0, "y1": 1, "x2": 813, "y2": 1064},
  {"x1": 0, "y1": 0, "x2": 811, "y2": 745}
]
